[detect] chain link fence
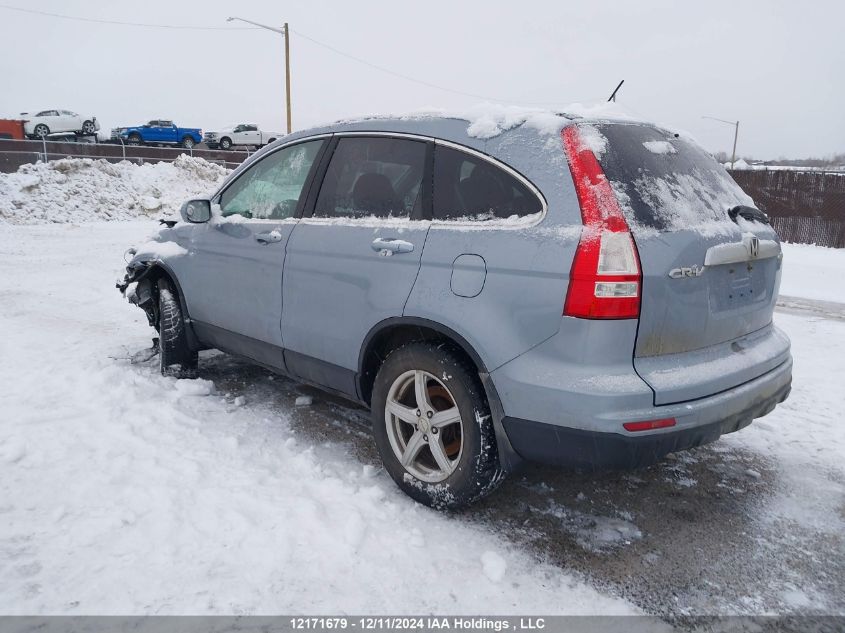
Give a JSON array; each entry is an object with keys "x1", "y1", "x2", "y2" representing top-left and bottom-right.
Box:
[{"x1": 729, "y1": 169, "x2": 845, "y2": 247}]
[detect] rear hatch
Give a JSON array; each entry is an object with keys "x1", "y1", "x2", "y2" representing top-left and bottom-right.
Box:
[{"x1": 590, "y1": 122, "x2": 788, "y2": 405}]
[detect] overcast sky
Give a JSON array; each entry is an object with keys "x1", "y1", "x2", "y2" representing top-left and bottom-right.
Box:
[{"x1": 0, "y1": 0, "x2": 842, "y2": 160}]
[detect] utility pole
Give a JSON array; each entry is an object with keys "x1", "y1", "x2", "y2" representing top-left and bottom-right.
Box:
[
  {"x1": 283, "y1": 22, "x2": 291, "y2": 134},
  {"x1": 730, "y1": 120, "x2": 739, "y2": 169},
  {"x1": 228, "y1": 16, "x2": 292, "y2": 134},
  {"x1": 702, "y1": 116, "x2": 740, "y2": 169}
]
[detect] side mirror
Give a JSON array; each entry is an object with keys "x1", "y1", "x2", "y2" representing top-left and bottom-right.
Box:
[{"x1": 181, "y1": 199, "x2": 211, "y2": 223}]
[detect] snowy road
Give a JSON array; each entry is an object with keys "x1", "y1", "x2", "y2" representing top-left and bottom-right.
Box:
[{"x1": 1, "y1": 221, "x2": 843, "y2": 617}]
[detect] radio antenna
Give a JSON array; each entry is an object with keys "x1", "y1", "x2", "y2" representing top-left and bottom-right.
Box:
[{"x1": 607, "y1": 80, "x2": 625, "y2": 102}]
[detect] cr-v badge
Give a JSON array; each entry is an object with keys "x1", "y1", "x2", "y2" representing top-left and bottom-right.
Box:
[{"x1": 668, "y1": 265, "x2": 705, "y2": 279}]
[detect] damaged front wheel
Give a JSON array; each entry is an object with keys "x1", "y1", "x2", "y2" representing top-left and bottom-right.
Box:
[{"x1": 158, "y1": 279, "x2": 198, "y2": 379}]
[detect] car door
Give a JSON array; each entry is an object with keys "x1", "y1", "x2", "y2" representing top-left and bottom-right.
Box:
[
  {"x1": 173, "y1": 138, "x2": 328, "y2": 368},
  {"x1": 57, "y1": 110, "x2": 77, "y2": 132},
  {"x1": 230, "y1": 125, "x2": 244, "y2": 144},
  {"x1": 243, "y1": 125, "x2": 261, "y2": 146},
  {"x1": 281, "y1": 134, "x2": 431, "y2": 396},
  {"x1": 40, "y1": 110, "x2": 60, "y2": 132},
  {"x1": 164, "y1": 122, "x2": 178, "y2": 144},
  {"x1": 144, "y1": 121, "x2": 161, "y2": 142}
]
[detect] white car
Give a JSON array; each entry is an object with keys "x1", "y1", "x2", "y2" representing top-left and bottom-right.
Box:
[
  {"x1": 203, "y1": 124, "x2": 283, "y2": 150},
  {"x1": 21, "y1": 109, "x2": 100, "y2": 139}
]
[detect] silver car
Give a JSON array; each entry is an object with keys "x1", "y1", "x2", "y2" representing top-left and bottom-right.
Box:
[{"x1": 118, "y1": 114, "x2": 792, "y2": 509}]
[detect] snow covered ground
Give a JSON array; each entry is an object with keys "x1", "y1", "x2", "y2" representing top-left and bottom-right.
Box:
[
  {"x1": 0, "y1": 156, "x2": 843, "y2": 616},
  {"x1": 1, "y1": 220, "x2": 843, "y2": 617},
  {"x1": 0, "y1": 222, "x2": 637, "y2": 615},
  {"x1": 780, "y1": 242, "x2": 845, "y2": 304}
]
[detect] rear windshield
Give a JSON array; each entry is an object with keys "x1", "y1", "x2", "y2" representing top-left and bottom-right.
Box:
[{"x1": 591, "y1": 123, "x2": 752, "y2": 233}]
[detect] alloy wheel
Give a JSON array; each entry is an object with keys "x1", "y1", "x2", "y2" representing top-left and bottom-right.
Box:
[{"x1": 384, "y1": 369, "x2": 464, "y2": 483}]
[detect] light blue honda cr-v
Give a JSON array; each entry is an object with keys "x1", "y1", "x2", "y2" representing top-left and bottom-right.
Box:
[{"x1": 118, "y1": 113, "x2": 792, "y2": 509}]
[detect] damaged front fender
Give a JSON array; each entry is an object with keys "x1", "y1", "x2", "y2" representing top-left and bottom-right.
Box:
[{"x1": 116, "y1": 261, "x2": 159, "y2": 328}]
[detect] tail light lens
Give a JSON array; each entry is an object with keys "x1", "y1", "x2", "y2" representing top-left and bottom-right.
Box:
[{"x1": 562, "y1": 125, "x2": 642, "y2": 319}]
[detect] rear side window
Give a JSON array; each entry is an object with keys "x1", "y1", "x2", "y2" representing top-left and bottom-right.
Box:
[
  {"x1": 314, "y1": 137, "x2": 427, "y2": 219},
  {"x1": 433, "y1": 145, "x2": 542, "y2": 221},
  {"x1": 593, "y1": 123, "x2": 752, "y2": 232}
]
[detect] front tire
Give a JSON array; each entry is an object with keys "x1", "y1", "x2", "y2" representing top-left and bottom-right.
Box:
[
  {"x1": 158, "y1": 280, "x2": 198, "y2": 379},
  {"x1": 371, "y1": 342, "x2": 504, "y2": 509},
  {"x1": 127, "y1": 133, "x2": 142, "y2": 146},
  {"x1": 219, "y1": 137, "x2": 232, "y2": 150},
  {"x1": 81, "y1": 120, "x2": 96, "y2": 135},
  {"x1": 34, "y1": 124, "x2": 49, "y2": 137},
  {"x1": 181, "y1": 136, "x2": 195, "y2": 149}
]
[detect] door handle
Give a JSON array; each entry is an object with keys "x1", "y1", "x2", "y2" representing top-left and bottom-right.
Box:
[
  {"x1": 371, "y1": 238, "x2": 414, "y2": 255},
  {"x1": 255, "y1": 230, "x2": 283, "y2": 244}
]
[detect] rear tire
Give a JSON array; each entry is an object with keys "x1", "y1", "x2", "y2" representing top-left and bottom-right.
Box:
[
  {"x1": 158, "y1": 280, "x2": 198, "y2": 379},
  {"x1": 371, "y1": 342, "x2": 504, "y2": 510}
]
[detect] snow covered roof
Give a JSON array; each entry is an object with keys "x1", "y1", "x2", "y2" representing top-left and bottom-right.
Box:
[{"x1": 287, "y1": 102, "x2": 652, "y2": 144}]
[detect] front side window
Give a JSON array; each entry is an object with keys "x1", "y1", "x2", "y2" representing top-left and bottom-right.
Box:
[
  {"x1": 219, "y1": 139, "x2": 324, "y2": 219},
  {"x1": 314, "y1": 137, "x2": 427, "y2": 219},
  {"x1": 432, "y1": 145, "x2": 542, "y2": 221}
]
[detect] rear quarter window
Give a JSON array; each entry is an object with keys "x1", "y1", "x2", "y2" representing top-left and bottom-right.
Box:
[
  {"x1": 432, "y1": 145, "x2": 542, "y2": 222},
  {"x1": 591, "y1": 123, "x2": 753, "y2": 233}
]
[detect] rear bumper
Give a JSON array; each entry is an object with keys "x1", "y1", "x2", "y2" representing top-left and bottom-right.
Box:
[{"x1": 501, "y1": 357, "x2": 792, "y2": 469}]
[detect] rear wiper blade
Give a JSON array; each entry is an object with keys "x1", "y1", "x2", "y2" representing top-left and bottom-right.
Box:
[{"x1": 728, "y1": 205, "x2": 769, "y2": 225}]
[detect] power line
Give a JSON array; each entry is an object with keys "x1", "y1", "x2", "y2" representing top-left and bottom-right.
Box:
[
  {"x1": 0, "y1": 3, "x2": 255, "y2": 30},
  {"x1": 0, "y1": 3, "x2": 583, "y2": 106},
  {"x1": 290, "y1": 29, "x2": 566, "y2": 106}
]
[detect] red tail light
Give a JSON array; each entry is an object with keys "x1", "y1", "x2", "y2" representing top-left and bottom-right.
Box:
[{"x1": 562, "y1": 125, "x2": 642, "y2": 319}]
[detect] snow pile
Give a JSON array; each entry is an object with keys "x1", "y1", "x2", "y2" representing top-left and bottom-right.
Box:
[
  {"x1": 727, "y1": 158, "x2": 751, "y2": 170},
  {"x1": 0, "y1": 155, "x2": 229, "y2": 225},
  {"x1": 460, "y1": 104, "x2": 566, "y2": 140}
]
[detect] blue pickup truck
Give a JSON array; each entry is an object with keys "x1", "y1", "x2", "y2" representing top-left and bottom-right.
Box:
[{"x1": 111, "y1": 119, "x2": 203, "y2": 149}]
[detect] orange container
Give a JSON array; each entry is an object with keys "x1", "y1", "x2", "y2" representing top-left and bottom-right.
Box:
[{"x1": 0, "y1": 119, "x2": 27, "y2": 140}]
